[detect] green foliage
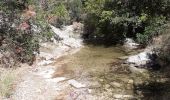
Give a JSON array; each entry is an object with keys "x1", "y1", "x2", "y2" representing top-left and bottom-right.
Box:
[
  {"x1": 137, "y1": 16, "x2": 166, "y2": 45},
  {"x1": 100, "y1": 11, "x2": 113, "y2": 22},
  {"x1": 156, "y1": 26, "x2": 170, "y2": 65},
  {"x1": 84, "y1": 0, "x2": 105, "y2": 16},
  {"x1": 68, "y1": 0, "x2": 83, "y2": 21},
  {"x1": 0, "y1": 0, "x2": 43, "y2": 65},
  {"x1": 52, "y1": 3, "x2": 69, "y2": 19},
  {"x1": 51, "y1": 3, "x2": 70, "y2": 27},
  {"x1": 84, "y1": 0, "x2": 170, "y2": 45}
]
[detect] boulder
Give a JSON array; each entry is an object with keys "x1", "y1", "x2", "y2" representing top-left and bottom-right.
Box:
[
  {"x1": 126, "y1": 49, "x2": 161, "y2": 70},
  {"x1": 123, "y1": 38, "x2": 139, "y2": 50},
  {"x1": 129, "y1": 65, "x2": 148, "y2": 74},
  {"x1": 126, "y1": 51, "x2": 151, "y2": 67}
]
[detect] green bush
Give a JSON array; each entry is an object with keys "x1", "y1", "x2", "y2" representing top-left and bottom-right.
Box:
[
  {"x1": 51, "y1": 3, "x2": 70, "y2": 28},
  {"x1": 157, "y1": 26, "x2": 170, "y2": 65},
  {"x1": 83, "y1": 0, "x2": 170, "y2": 45},
  {"x1": 0, "y1": 0, "x2": 52, "y2": 65},
  {"x1": 136, "y1": 16, "x2": 167, "y2": 45},
  {"x1": 68, "y1": 0, "x2": 83, "y2": 22}
]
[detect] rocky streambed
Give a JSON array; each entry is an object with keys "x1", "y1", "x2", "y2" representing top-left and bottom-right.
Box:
[
  {"x1": 7, "y1": 24, "x2": 170, "y2": 100},
  {"x1": 50, "y1": 44, "x2": 170, "y2": 100}
]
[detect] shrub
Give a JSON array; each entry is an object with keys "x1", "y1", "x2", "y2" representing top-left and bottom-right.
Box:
[
  {"x1": 0, "y1": 69, "x2": 17, "y2": 98},
  {"x1": 157, "y1": 26, "x2": 170, "y2": 65},
  {"x1": 0, "y1": 0, "x2": 52, "y2": 65},
  {"x1": 50, "y1": 3, "x2": 70, "y2": 28},
  {"x1": 136, "y1": 16, "x2": 167, "y2": 45},
  {"x1": 83, "y1": 0, "x2": 170, "y2": 45},
  {"x1": 68, "y1": 0, "x2": 83, "y2": 22}
]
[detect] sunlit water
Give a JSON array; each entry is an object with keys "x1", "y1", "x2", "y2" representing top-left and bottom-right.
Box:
[
  {"x1": 55, "y1": 45, "x2": 126, "y2": 77},
  {"x1": 53, "y1": 45, "x2": 170, "y2": 99},
  {"x1": 49, "y1": 25, "x2": 170, "y2": 99}
]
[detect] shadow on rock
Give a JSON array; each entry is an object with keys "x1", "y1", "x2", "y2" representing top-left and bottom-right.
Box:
[{"x1": 134, "y1": 79, "x2": 170, "y2": 100}]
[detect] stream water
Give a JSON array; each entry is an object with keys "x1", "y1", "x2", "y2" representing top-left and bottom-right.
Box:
[
  {"x1": 8, "y1": 24, "x2": 170, "y2": 100},
  {"x1": 60, "y1": 45, "x2": 126, "y2": 76},
  {"x1": 52, "y1": 45, "x2": 135, "y2": 99},
  {"x1": 52, "y1": 44, "x2": 170, "y2": 100},
  {"x1": 41, "y1": 25, "x2": 170, "y2": 100}
]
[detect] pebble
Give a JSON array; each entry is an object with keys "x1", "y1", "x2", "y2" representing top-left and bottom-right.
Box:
[{"x1": 110, "y1": 82, "x2": 122, "y2": 88}]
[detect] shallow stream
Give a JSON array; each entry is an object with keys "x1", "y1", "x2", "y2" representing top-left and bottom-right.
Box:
[{"x1": 53, "y1": 45, "x2": 170, "y2": 100}]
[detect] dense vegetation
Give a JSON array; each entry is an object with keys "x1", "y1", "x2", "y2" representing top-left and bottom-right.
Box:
[
  {"x1": 0, "y1": 0, "x2": 38, "y2": 65},
  {"x1": 0, "y1": 0, "x2": 84, "y2": 66},
  {"x1": 84, "y1": 0, "x2": 170, "y2": 45},
  {"x1": 0, "y1": 0, "x2": 60, "y2": 65},
  {"x1": 0, "y1": 0, "x2": 170, "y2": 65}
]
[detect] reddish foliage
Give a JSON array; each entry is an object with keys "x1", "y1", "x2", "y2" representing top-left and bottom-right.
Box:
[{"x1": 18, "y1": 22, "x2": 30, "y2": 30}]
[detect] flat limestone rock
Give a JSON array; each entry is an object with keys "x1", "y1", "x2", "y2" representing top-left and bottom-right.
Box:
[
  {"x1": 126, "y1": 51, "x2": 152, "y2": 66},
  {"x1": 129, "y1": 65, "x2": 148, "y2": 74},
  {"x1": 68, "y1": 79, "x2": 86, "y2": 88},
  {"x1": 46, "y1": 77, "x2": 67, "y2": 83},
  {"x1": 117, "y1": 56, "x2": 129, "y2": 60},
  {"x1": 114, "y1": 94, "x2": 134, "y2": 99}
]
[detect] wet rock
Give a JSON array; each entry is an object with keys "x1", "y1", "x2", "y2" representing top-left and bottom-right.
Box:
[
  {"x1": 126, "y1": 51, "x2": 151, "y2": 67},
  {"x1": 68, "y1": 79, "x2": 86, "y2": 88},
  {"x1": 129, "y1": 65, "x2": 148, "y2": 74},
  {"x1": 126, "y1": 49, "x2": 160, "y2": 70}
]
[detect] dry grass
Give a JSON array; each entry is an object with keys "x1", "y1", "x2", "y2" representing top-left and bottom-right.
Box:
[{"x1": 0, "y1": 68, "x2": 22, "y2": 98}]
